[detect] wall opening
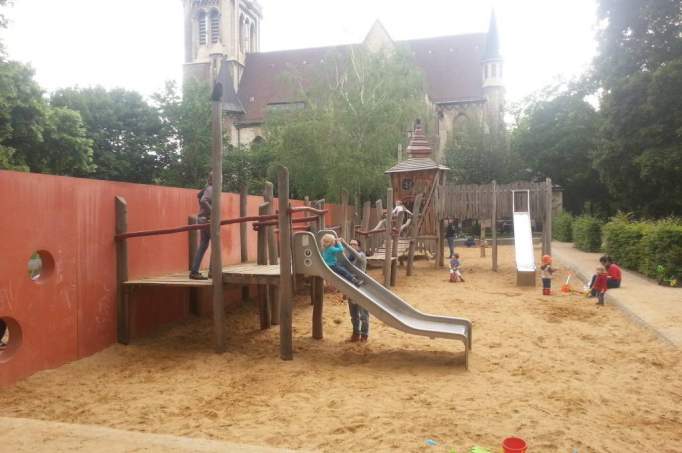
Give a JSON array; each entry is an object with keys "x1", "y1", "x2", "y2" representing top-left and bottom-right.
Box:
[
  {"x1": 0, "y1": 317, "x2": 23, "y2": 363},
  {"x1": 28, "y1": 250, "x2": 55, "y2": 282}
]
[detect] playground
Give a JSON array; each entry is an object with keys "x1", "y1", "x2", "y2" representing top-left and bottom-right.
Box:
[{"x1": 1, "y1": 245, "x2": 681, "y2": 452}]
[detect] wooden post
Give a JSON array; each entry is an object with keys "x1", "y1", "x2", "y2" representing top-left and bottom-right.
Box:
[
  {"x1": 492, "y1": 180, "x2": 498, "y2": 272},
  {"x1": 373, "y1": 199, "x2": 383, "y2": 256},
  {"x1": 277, "y1": 166, "x2": 293, "y2": 360},
  {"x1": 264, "y1": 182, "x2": 279, "y2": 325},
  {"x1": 480, "y1": 220, "x2": 486, "y2": 257},
  {"x1": 257, "y1": 202, "x2": 271, "y2": 329},
  {"x1": 383, "y1": 188, "x2": 394, "y2": 287},
  {"x1": 115, "y1": 196, "x2": 130, "y2": 345},
  {"x1": 211, "y1": 88, "x2": 225, "y2": 354},
  {"x1": 438, "y1": 219, "x2": 446, "y2": 268},
  {"x1": 318, "y1": 199, "x2": 326, "y2": 230},
  {"x1": 545, "y1": 177, "x2": 553, "y2": 256},
  {"x1": 240, "y1": 185, "x2": 249, "y2": 301},
  {"x1": 311, "y1": 275, "x2": 324, "y2": 339},
  {"x1": 188, "y1": 215, "x2": 199, "y2": 316},
  {"x1": 406, "y1": 193, "x2": 423, "y2": 276},
  {"x1": 341, "y1": 189, "x2": 349, "y2": 240}
]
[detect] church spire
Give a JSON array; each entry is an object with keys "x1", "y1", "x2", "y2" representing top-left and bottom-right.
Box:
[{"x1": 484, "y1": 10, "x2": 501, "y2": 60}]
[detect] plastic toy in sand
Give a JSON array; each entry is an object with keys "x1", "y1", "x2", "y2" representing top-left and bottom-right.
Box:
[{"x1": 502, "y1": 436, "x2": 528, "y2": 453}]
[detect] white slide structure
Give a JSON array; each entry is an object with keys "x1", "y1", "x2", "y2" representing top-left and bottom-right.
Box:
[
  {"x1": 513, "y1": 211, "x2": 536, "y2": 273},
  {"x1": 292, "y1": 231, "x2": 472, "y2": 369}
]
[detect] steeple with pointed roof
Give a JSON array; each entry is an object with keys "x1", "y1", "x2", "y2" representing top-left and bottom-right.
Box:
[{"x1": 484, "y1": 10, "x2": 501, "y2": 60}]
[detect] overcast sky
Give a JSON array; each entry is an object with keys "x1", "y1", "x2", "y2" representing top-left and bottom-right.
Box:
[{"x1": 1, "y1": 0, "x2": 599, "y2": 104}]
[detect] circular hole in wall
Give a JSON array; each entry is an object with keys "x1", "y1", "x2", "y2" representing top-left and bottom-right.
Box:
[
  {"x1": 0, "y1": 317, "x2": 23, "y2": 363},
  {"x1": 27, "y1": 250, "x2": 55, "y2": 282}
]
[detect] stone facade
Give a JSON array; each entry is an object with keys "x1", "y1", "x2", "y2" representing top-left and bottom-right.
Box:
[{"x1": 182, "y1": 3, "x2": 505, "y2": 155}]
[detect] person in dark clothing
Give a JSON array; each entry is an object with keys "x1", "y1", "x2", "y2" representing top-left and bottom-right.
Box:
[
  {"x1": 445, "y1": 219, "x2": 457, "y2": 258},
  {"x1": 189, "y1": 173, "x2": 213, "y2": 280}
]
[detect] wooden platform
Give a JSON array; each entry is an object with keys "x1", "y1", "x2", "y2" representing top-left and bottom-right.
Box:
[
  {"x1": 123, "y1": 263, "x2": 280, "y2": 287},
  {"x1": 367, "y1": 239, "x2": 411, "y2": 262}
]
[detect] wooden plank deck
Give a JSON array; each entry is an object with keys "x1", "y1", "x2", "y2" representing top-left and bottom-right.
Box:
[{"x1": 123, "y1": 263, "x2": 280, "y2": 287}]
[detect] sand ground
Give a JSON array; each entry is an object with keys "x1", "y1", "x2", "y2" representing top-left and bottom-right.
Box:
[{"x1": 0, "y1": 246, "x2": 680, "y2": 452}]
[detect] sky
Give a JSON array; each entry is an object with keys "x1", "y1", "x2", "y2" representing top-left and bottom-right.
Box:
[{"x1": 1, "y1": 0, "x2": 599, "y2": 104}]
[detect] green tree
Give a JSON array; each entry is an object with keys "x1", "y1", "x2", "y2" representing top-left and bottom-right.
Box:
[
  {"x1": 593, "y1": 0, "x2": 682, "y2": 216},
  {"x1": 51, "y1": 87, "x2": 168, "y2": 184},
  {"x1": 263, "y1": 46, "x2": 431, "y2": 201},
  {"x1": 0, "y1": 60, "x2": 94, "y2": 175},
  {"x1": 512, "y1": 92, "x2": 610, "y2": 215},
  {"x1": 444, "y1": 116, "x2": 516, "y2": 185},
  {"x1": 153, "y1": 80, "x2": 212, "y2": 188}
]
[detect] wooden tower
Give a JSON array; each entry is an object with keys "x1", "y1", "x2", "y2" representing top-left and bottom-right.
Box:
[{"x1": 385, "y1": 120, "x2": 448, "y2": 240}]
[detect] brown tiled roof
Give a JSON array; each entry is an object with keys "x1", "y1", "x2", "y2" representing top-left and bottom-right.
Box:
[
  {"x1": 385, "y1": 158, "x2": 449, "y2": 174},
  {"x1": 236, "y1": 33, "x2": 488, "y2": 125}
]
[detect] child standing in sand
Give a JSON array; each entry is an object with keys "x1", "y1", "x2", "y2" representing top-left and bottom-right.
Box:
[
  {"x1": 321, "y1": 234, "x2": 363, "y2": 286},
  {"x1": 449, "y1": 253, "x2": 464, "y2": 282},
  {"x1": 540, "y1": 255, "x2": 556, "y2": 295},
  {"x1": 592, "y1": 265, "x2": 609, "y2": 306}
]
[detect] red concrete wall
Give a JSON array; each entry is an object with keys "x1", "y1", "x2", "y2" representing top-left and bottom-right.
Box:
[{"x1": 0, "y1": 170, "x2": 325, "y2": 387}]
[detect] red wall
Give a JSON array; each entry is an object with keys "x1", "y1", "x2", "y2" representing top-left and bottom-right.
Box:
[{"x1": 0, "y1": 171, "x2": 324, "y2": 387}]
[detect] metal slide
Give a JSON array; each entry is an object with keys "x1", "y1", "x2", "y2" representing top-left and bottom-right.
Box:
[
  {"x1": 513, "y1": 211, "x2": 536, "y2": 273},
  {"x1": 292, "y1": 231, "x2": 472, "y2": 369}
]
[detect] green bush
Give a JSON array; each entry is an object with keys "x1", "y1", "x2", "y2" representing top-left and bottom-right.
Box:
[
  {"x1": 572, "y1": 215, "x2": 603, "y2": 252},
  {"x1": 602, "y1": 213, "x2": 653, "y2": 270},
  {"x1": 639, "y1": 219, "x2": 682, "y2": 283},
  {"x1": 553, "y1": 212, "x2": 574, "y2": 242}
]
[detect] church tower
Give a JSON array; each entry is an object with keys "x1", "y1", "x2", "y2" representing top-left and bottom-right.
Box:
[
  {"x1": 481, "y1": 10, "x2": 505, "y2": 134},
  {"x1": 182, "y1": 0, "x2": 262, "y2": 91}
]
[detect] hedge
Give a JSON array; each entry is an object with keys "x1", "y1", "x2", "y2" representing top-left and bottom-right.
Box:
[
  {"x1": 553, "y1": 212, "x2": 573, "y2": 242},
  {"x1": 572, "y1": 215, "x2": 603, "y2": 252},
  {"x1": 602, "y1": 216, "x2": 682, "y2": 285},
  {"x1": 602, "y1": 213, "x2": 653, "y2": 271}
]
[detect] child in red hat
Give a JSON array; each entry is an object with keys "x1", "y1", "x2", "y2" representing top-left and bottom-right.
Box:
[{"x1": 540, "y1": 255, "x2": 556, "y2": 295}]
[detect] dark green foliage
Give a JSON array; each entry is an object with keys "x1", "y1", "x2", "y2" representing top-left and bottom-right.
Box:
[
  {"x1": 512, "y1": 91, "x2": 610, "y2": 215},
  {"x1": 262, "y1": 46, "x2": 431, "y2": 202},
  {"x1": 0, "y1": 60, "x2": 94, "y2": 174},
  {"x1": 444, "y1": 116, "x2": 517, "y2": 184},
  {"x1": 603, "y1": 214, "x2": 682, "y2": 284},
  {"x1": 572, "y1": 215, "x2": 603, "y2": 252},
  {"x1": 553, "y1": 212, "x2": 574, "y2": 242},
  {"x1": 602, "y1": 213, "x2": 652, "y2": 270},
  {"x1": 639, "y1": 220, "x2": 682, "y2": 283},
  {"x1": 593, "y1": 0, "x2": 682, "y2": 216},
  {"x1": 51, "y1": 87, "x2": 168, "y2": 184}
]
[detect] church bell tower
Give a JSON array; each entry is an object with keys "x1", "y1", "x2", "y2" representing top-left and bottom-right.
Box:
[
  {"x1": 182, "y1": 0, "x2": 262, "y2": 90},
  {"x1": 481, "y1": 10, "x2": 505, "y2": 134}
]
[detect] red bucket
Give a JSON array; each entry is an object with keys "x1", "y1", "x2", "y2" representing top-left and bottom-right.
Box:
[{"x1": 502, "y1": 436, "x2": 528, "y2": 453}]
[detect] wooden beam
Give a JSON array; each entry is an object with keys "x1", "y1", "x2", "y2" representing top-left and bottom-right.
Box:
[
  {"x1": 211, "y1": 95, "x2": 225, "y2": 354},
  {"x1": 406, "y1": 193, "x2": 424, "y2": 276},
  {"x1": 545, "y1": 177, "x2": 553, "y2": 256},
  {"x1": 257, "y1": 202, "x2": 271, "y2": 330},
  {"x1": 264, "y1": 182, "x2": 279, "y2": 325},
  {"x1": 311, "y1": 275, "x2": 324, "y2": 339},
  {"x1": 188, "y1": 215, "x2": 199, "y2": 316},
  {"x1": 383, "y1": 188, "x2": 394, "y2": 288},
  {"x1": 492, "y1": 180, "x2": 498, "y2": 272},
  {"x1": 240, "y1": 185, "x2": 249, "y2": 302},
  {"x1": 277, "y1": 166, "x2": 293, "y2": 360},
  {"x1": 115, "y1": 196, "x2": 130, "y2": 345}
]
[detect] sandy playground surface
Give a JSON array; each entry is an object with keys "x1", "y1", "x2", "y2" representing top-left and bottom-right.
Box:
[{"x1": 0, "y1": 245, "x2": 680, "y2": 452}]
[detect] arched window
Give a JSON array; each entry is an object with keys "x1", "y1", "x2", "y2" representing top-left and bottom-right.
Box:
[
  {"x1": 239, "y1": 14, "x2": 245, "y2": 53},
  {"x1": 198, "y1": 11, "x2": 207, "y2": 46},
  {"x1": 210, "y1": 10, "x2": 220, "y2": 44},
  {"x1": 249, "y1": 23, "x2": 256, "y2": 52}
]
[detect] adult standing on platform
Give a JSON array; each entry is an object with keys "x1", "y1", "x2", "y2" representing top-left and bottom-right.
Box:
[{"x1": 189, "y1": 172, "x2": 213, "y2": 280}]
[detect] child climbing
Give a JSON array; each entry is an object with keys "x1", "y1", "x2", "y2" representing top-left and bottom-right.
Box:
[
  {"x1": 449, "y1": 253, "x2": 464, "y2": 282},
  {"x1": 347, "y1": 239, "x2": 370, "y2": 342},
  {"x1": 321, "y1": 234, "x2": 363, "y2": 287},
  {"x1": 592, "y1": 265, "x2": 609, "y2": 306},
  {"x1": 540, "y1": 255, "x2": 556, "y2": 295}
]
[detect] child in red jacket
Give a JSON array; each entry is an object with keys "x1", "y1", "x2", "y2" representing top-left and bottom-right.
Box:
[{"x1": 592, "y1": 265, "x2": 609, "y2": 306}]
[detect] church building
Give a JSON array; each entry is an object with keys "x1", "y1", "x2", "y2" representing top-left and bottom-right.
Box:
[{"x1": 182, "y1": 0, "x2": 505, "y2": 160}]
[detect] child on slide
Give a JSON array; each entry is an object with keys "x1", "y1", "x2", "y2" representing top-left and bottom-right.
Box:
[
  {"x1": 320, "y1": 234, "x2": 363, "y2": 287},
  {"x1": 449, "y1": 253, "x2": 464, "y2": 282},
  {"x1": 347, "y1": 240, "x2": 370, "y2": 342}
]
